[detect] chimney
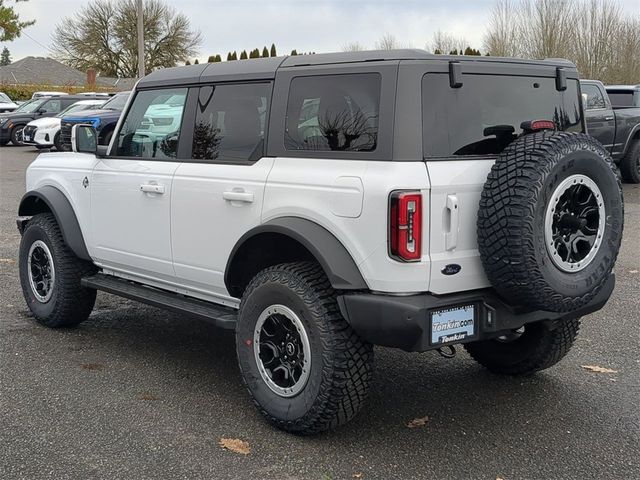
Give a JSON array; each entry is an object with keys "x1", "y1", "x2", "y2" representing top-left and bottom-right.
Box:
[{"x1": 86, "y1": 68, "x2": 96, "y2": 86}]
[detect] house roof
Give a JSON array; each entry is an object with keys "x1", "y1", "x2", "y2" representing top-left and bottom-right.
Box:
[{"x1": 0, "y1": 56, "x2": 134, "y2": 90}]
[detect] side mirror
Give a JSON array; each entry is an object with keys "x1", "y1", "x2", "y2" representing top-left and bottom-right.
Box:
[
  {"x1": 37, "y1": 108, "x2": 46, "y2": 115},
  {"x1": 71, "y1": 124, "x2": 98, "y2": 154}
]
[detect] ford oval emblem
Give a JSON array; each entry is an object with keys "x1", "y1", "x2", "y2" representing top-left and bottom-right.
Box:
[{"x1": 441, "y1": 264, "x2": 462, "y2": 276}]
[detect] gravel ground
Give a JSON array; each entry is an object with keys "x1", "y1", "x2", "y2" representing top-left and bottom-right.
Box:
[{"x1": 1, "y1": 146, "x2": 639, "y2": 480}]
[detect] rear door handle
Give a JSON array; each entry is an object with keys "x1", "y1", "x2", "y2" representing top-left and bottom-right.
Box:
[
  {"x1": 140, "y1": 184, "x2": 165, "y2": 194},
  {"x1": 604, "y1": 116, "x2": 614, "y2": 121},
  {"x1": 223, "y1": 190, "x2": 254, "y2": 203},
  {"x1": 445, "y1": 194, "x2": 459, "y2": 251}
]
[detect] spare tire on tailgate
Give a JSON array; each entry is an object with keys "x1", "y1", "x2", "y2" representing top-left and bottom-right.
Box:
[{"x1": 477, "y1": 131, "x2": 624, "y2": 313}]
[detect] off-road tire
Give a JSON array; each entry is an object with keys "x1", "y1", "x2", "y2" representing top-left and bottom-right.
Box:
[
  {"x1": 478, "y1": 131, "x2": 623, "y2": 312},
  {"x1": 464, "y1": 318, "x2": 580, "y2": 376},
  {"x1": 19, "y1": 213, "x2": 97, "y2": 328},
  {"x1": 53, "y1": 131, "x2": 63, "y2": 151},
  {"x1": 619, "y1": 140, "x2": 640, "y2": 184},
  {"x1": 236, "y1": 262, "x2": 374, "y2": 435},
  {"x1": 10, "y1": 124, "x2": 25, "y2": 146}
]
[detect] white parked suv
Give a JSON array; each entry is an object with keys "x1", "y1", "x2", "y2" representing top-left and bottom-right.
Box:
[
  {"x1": 0, "y1": 92, "x2": 19, "y2": 113},
  {"x1": 22, "y1": 99, "x2": 106, "y2": 150},
  {"x1": 17, "y1": 51, "x2": 624, "y2": 435}
]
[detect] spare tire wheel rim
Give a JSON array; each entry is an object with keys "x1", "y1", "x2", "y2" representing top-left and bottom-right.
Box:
[
  {"x1": 544, "y1": 174, "x2": 605, "y2": 273},
  {"x1": 27, "y1": 240, "x2": 55, "y2": 302},
  {"x1": 253, "y1": 304, "x2": 311, "y2": 398}
]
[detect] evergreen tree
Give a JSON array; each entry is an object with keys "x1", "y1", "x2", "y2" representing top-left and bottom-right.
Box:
[
  {"x1": 227, "y1": 52, "x2": 232, "y2": 61},
  {"x1": 0, "y1": 47, "x2": 11, "y2": 66},
  {"x1": 270, "y1": 43, "x2": 277, "y2": 57},
  {"x1": 240, "y1": 50, "x2": 248, "y2": 60},
  {"x1": 214, "y1": 54, "x2": 222, "y2": 62},
  {"x1": 290, "y1": 49, "x2": 298, "y2": 55},
  {"x1": 231, "y1": 51, "x2": 238, "y2": 60},
  {"x1": 207, "y1": 55, "x2": 215, "y2": 62},
  {"x1": 249, "y1": 48, "x2": 259, "y2": 59},
  {"x1": 449, "y1": 49, "x2": 458, "y2": 55},
  {"x1": 185, "y1": 60, "x2": 191, "y2": 65},
  {"x1": 262, "y1": 46, "x2": 269, "y2": 57},
  {"x1": 434, "y1": 48, "x2": 442, "y2": 55},
  {"x1": 194, "y1": 58, "x2": 199, "y2": 64}
]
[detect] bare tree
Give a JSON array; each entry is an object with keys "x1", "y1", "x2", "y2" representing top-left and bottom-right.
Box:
[
  {"x1": 570, "y1": 0, "x2": 621, "y2": 80},
  {"x1": 342, "y1": 41, "x2": 366, "y2": 52},
  {"x1": 375, "y1": 33, "x2": 401, "y2": 50},
  {"x1": 52, "y1": 0, "x2": 201, "y2": 77},
  {"x1": 483, "y1": 0, "x2": 640, "y2": 83},
  {"x1": 483, "y1": 0, "x2": 520, "y2": 56},
  {"x1": 429, "y1": 30, "x2": 468, "y2": 54}
]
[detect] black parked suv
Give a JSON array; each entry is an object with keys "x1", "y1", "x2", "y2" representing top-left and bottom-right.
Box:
[
  {"x1": 0, "y1": 95, "x2": 105, "y2": 146},
  {"x1": 58, "y1": 91, "x2": 131, "y2": 150}
]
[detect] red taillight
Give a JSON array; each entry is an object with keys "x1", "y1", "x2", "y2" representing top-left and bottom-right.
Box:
[
  {"x1": 389, "y1": 191, "x2": 422, "y2": 262},
  {"x1": 520, "y1": 120, "x2": 556, "y2": 132}
]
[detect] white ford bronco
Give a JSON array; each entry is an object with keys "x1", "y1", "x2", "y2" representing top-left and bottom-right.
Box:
[{"x1": 17, "y1": 51, "x2": 624, "y2": 435}]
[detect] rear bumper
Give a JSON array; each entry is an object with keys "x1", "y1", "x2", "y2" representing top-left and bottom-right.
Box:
[{"x1": 337, "y1": 274, "x2": 615, "y2": 352}]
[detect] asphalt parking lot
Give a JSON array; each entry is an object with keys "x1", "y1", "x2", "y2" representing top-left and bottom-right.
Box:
[{"x1": 0, "y1": 146, "x2": 639, "y2": 480}]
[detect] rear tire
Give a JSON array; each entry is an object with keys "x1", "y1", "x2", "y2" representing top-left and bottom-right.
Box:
[
  {"x1": 464, "y1": 318, "x2": 580, "y2": 376},
  {"x1": 619, "y1": 140, "x2": 640, "y2": 184},
  {"x1": 236, "y1": 262, "x2": 374, "y2": 435},
  {"x1": 19, "y1": 213, "x2": 97, "y2": 328}
]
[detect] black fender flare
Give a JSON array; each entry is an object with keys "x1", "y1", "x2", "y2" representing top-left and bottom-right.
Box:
[
  {"x1": 18, "y1": 186, "x2": 91, "y2": 261},
  {"x1": 622, "y1": 124, "x2": 640, "y2": 157},
  {"x1": 225, "y1": 217, "x2": 368, "y2": 292}
]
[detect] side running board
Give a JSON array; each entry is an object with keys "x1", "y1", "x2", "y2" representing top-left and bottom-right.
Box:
[{"x1": 81, "y1": 273, "x2": 237, "y2": 329}]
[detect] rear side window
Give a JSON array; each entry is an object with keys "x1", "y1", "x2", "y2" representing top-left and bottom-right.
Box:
[
  {"x1": 422, "y1": 74, "x2": 583, "y2": 157},
  {"x1": 607, "y1": 90, "x2": 636, "y2": 108},
  {"x1": 40, "y1": 99, "x2": 63, "y2": 114},
  {"x1": 582, "y1": 84, "x2": 607, "y2": 110},
  {"x1": 114, "y1": 88, "x2": 187, "y2": 159},
  {"x1": 285, "y1": 73, "x2": 380, "y2": 152},
  {"x1": 192, "y1": 83, "x2": 270, "y2": 162}
]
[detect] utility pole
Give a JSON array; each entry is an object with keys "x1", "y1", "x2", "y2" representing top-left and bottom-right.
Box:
[{"x1": 137, "y1": 0, "x2": 145, "y2": 78}]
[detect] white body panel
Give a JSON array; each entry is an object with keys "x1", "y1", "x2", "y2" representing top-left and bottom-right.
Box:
[
  {"x1": 90, "y1": 158, "x2": 180, "y2": 280},
  {"x1": 171, "y1": 158, "x2": 274, "y2": 302},
  {"x1": 25, "y1": 152, "x2": 98, "y2": 247},
  {"x1": 426, "y1": 159, "x2": 493, "y2": 294},
  {"x1": 25, "y1": 150, "x2": 490, "y2": 302},
  {"x1": 263, "y1": 157, "x2": 432, "y2": 293}
]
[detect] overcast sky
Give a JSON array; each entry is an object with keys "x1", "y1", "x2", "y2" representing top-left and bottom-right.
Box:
[{"x1": 4, "y1": 0, "x2": 640, "y2": 64}]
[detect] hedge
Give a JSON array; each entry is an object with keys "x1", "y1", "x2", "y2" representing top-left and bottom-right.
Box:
[{"x1": 0, "y1": 83, "x2": 117, "y2": 101}]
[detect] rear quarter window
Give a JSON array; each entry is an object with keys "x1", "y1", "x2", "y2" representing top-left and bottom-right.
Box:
[
  {"x1": 284, "y1": 73, "x2": 381, "y2": 152},
  {"x1": 607, "y1": 91, "x2": 637, "y2": 108},
  {"x1": 422, "y1": 74, "x2": 583, "y2": 157}
]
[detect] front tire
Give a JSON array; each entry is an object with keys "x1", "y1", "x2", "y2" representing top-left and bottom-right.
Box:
[
  {"x1": 11, "y1": 124, "x2": 25, "y2": 146},
  {"x1": 236, "y1": 262, "x2": 374, "y2": 435},
  {"x1": 19, "y1": 213, "x2": 97, "y2": 328},
  {"x1": 53, "y1": 131, "x2": 63, "y2": 151},
  {"x1": 464, "y1": 318, "x2": 580, "y2": 376}
]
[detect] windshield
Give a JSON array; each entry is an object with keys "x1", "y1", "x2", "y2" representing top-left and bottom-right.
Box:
[
  {"x1": 0, "y1": 93, "x2": 11, "y2": 103},
  {"x1": 14, "y1": 99, "x2": 46, "y2": 113},
  {"x1": 102, "y1": 92, "x2": 130, "y2": 111},
  {"x1": 56, "y1": 102, "x2": 105, "y2": 118}
]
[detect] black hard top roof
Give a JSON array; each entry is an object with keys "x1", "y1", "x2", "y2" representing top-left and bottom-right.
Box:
[{"x1": 137, "y1": 49, "x2": 577, "y2": 88}]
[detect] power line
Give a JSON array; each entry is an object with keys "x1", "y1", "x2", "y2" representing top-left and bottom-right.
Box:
[{"x1": 21, "y1": 31, "x2": 55, "y2": 54}]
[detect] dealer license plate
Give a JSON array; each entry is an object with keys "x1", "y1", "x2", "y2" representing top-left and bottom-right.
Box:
[{"x1": 430, "y1": 304, "x2": 476, "y2": 345}]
